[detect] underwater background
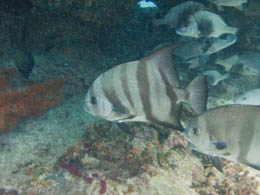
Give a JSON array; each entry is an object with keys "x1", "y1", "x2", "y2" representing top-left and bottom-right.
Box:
[{"x1": 0, "y1": 0, "x2": 260, "y2": 194}]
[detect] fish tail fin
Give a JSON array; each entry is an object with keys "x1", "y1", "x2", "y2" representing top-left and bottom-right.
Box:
[
  {"x1": 185, "y1": 75, "x2": 208, "y2": 114},
  {"x1": 225, "y1": 26, "x2": 238, "y2": 35},
  {"x1": 215, "y1": 59, "x2": 232, "y2": 72}
]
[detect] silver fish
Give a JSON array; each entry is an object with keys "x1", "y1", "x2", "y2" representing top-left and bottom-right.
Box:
[
  {"x1": 215, "y1": 54, "x2": 240, "y2": 72},
  {"x1": 204, "y1": 34, "x2": 237, "y2": 55},
  {"x1": 239, "y1": 51, "x2": 260, "y2": 76},
  {"x1": 206, "y1": 0, "x2": 247, "y2": 10},
  {"x1": 216, "y1": 51, "x2": 260, "y2": 76},
  {"x1": 204, "y1": 70, "x2": 229, "y2": 86},
  {"x1": 185, "y1": 104, "x2": 260, "y2": 171},
  {"x1": 176, "y1": 10, "x2": 238, "y2": 38},
  {"x1": 232, "y1": 89, "x2": 260, "y2": 105},
  {"x1": 174, "y1": 34, "x2": 237, "y2": 61},
  {"x1": 84, "y1": 45, "x2": 208, "y2": 130},
  {"x1": 152, "y1": 1, "x2": 205, "y2": 29}
]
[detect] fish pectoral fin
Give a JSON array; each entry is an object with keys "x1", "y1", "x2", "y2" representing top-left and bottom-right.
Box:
[
  {"x1": 213, "y1": 141, "x2": 228, "y2": 150},
  {"x1": 112, "y1": 106, "x2": 126, "y2": 115}
]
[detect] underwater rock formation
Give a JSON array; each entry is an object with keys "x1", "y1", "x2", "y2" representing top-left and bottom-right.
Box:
[
  {"x1": 31, "y1": 0, "x2": 138, "y2": 27},
  {"x1": 0, "y1": 68, "x2": 64, "y2": 133},
  {"x1": 0, "y1": 0, "x2": 32, "y2": 16},
  {"x1": 14, "y1": 48, "x2": 34, "y2": 79}
]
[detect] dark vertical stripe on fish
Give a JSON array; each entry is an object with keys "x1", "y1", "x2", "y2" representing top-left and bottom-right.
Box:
[
  {"x1": 158, "y1": 69, "x2": 181, "y2": 128},
  {"x1": 120, "y1": 65, "x2": 134, "y2": 109},
  {"x1": 137, "y1": 60, "x2": 152, "y2": 120},
  {"x1": 102, "y1": 72, "x2": 129, "y2": 115},
  {"x1": 237, "y1": 114, "x2": 256, "y2": 164},
  {"x1": 136, "y1": 61, "x2": 182, "y2": 130}
]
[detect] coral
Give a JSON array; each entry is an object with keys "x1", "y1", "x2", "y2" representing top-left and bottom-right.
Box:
[
  {"x1": 0, "y1": 68, "x2": 64, "y2": 133},
  {"x1": 53, "y1": 121, "x2": 260, "y2": 194}
]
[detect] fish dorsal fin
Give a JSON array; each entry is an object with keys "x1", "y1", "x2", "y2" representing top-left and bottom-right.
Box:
[{"x1": 144, "y1": 44, "x2": 181, "y2": 86}]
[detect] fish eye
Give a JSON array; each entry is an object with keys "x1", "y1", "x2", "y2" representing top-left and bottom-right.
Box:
[
  {"x1": 90, "y1": 96, "x2": 97, "y2": 104},
  {"x1": 192, "y1": 127, "x2": 199, "y2": 135}
]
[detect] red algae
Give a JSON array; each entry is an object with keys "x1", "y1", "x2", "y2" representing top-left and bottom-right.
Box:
[
  {"x1": 83, "y1": 176, "x2": 93, "y2": 184},
  {"x1": 0, "y1": 68, "x2": 64, "y2": 133},
  {"x1": 59, "y1": 161, "x2": 83, "y2": 178},
  {"x1": 59, "y1": 161, "x2": 97, "y2": 184},
  {"x1": 99, "y1": 180, "x2": 107, "y2": 194},
  {"x1": 92, "y1": 173, "x2": 99, "y2": 178}
]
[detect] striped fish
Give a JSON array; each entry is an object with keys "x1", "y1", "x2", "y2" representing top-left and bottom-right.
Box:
[
  {"x1": 84, "y1": 45, "x2": 207, "y2": 131},
  {"x1": 185, "y1": 104, "x2": 260, "y2": 170}
]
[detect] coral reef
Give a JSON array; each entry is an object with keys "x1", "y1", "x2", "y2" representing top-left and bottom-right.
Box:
[
  {"x1": 0, "y1": 68, "x2": 64, "y2": 133},
  {"x1": 53, "y1": 121, "x2": 260, "y2": 194},
  {"x1": 0, "y1": 188, "x2": 18, "y2": 195}
]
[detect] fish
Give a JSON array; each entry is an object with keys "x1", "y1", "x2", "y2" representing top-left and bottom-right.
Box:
[
  {"x1": 230, "y1": 78, "x2": 260, "y2": 106},
  {"x1": 173, "y1": 40, "x2": 204, "y2": 61},
  {"x1": 185, "y1": 104, "x2": 260, "y2": 171},
  {"x1": 173, "y1": 34, "x2": 237, "y2": 68},
  {"x1": 203, "y1": 34, "x2": 237, "y2": 55},
  {"x1": 152, "y1": 1, "x2": 205, "y2": 29},
  {"x1": 216, "y1": 51, "x2": 260, "y2": 75},
  {"x1": 239, "y1": 51, "x2": 260, "y2": 76},
  {"x1": 206, "y1": 0, "x2": 247, "y2": 10},
  {"x1": 84, "y1": 45, "x2": 208, "y2": 130},
  {"x1": 215, "y1": 54, "x2": 241, "y2": 72},
  {"x1": 176, "y1": 10, "x2": 238, "y2": 38},
  {"x1": 204, "y1": 70, "x2": 229, "y2": 86},
  {"x1": 232, "y1": 89, "x2": 260, "y2": 105}
]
